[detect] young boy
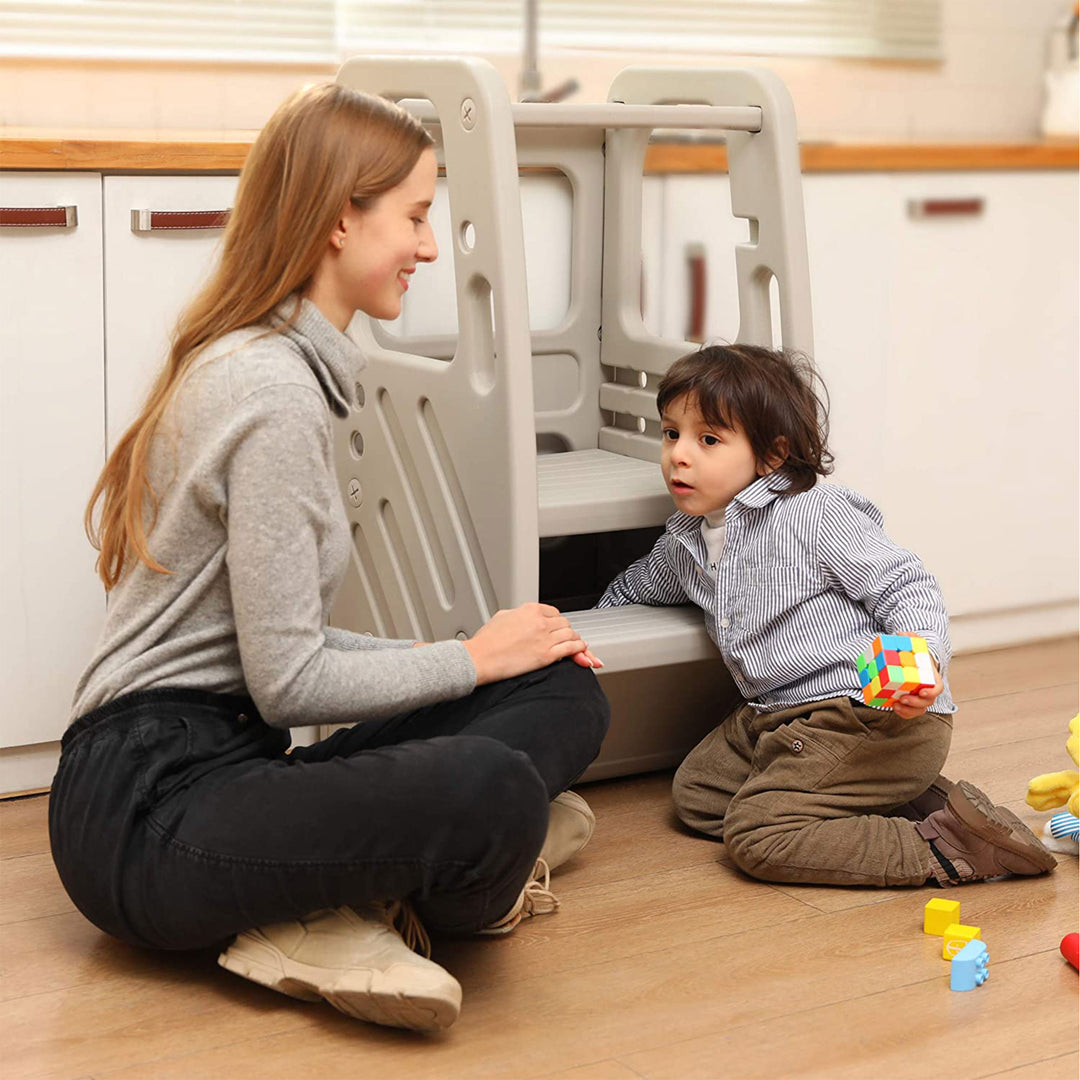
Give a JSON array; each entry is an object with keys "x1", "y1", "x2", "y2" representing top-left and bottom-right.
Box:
[{"x1": 598, "y1": 344, "x2": 1056, "y2": 888}]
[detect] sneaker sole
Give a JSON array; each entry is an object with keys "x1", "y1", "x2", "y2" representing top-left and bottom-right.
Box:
[
  {"x1": 219, "y1": 934, "x2": 461, "y2": 1032},
  {"x1": 949, "y1": 781, "x2": 1058, "y2": 874}
]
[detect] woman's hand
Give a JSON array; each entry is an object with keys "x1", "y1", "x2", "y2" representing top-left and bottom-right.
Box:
[{"x1": 463, "y1": 603, "x2": 599, "y2": 685}]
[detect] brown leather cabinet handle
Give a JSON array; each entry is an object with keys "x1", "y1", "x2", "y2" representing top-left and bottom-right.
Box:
[
  {"x1": 1, "y1": 206, "x2": 78, "y2": 228},
  {"x1": 131, "y1": 209, "x2": 231, "y2": 232},
  {"x1": 907, "y1": 197, "x2": 985, "y2": 219}
]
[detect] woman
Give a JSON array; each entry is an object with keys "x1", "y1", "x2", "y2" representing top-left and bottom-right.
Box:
[{"x1": 49, "y1": 83, "x2": 609, "y2": 1034}]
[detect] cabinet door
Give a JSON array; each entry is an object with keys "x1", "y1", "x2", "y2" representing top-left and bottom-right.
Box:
[
  {"x1": 0, "y1": 172, "x2": 105, "y2": 756},
  {"x1": 885, "y1": 171, "x2": 1079, "y2": 617},
  {"x1": 103, "y1": 175, "x2": 238, "y2": 451},
  {"x1": 660, "y1": 174, "x2": 742, "y2": 345},
  {"x1": 801, "y1": 173, "x2": 894, "y2": 495}
]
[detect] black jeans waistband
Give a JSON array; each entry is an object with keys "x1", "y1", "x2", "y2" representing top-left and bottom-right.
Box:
[{"x1": 64, "y1": 687, "x2": 260, "y2": 750}]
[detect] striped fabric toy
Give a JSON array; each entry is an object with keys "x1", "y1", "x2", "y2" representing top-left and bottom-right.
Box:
[
  {"x1": 855, "y1": 634, "x2": 936, "y2": 708},
  {"x1": 1049, "y1": 811, "x2": 1080, "y2": 841}
]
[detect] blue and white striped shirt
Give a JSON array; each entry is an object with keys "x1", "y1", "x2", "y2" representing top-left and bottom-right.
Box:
[{"x1": 597, "y1": 474, "x2": 956, "y2": 714}]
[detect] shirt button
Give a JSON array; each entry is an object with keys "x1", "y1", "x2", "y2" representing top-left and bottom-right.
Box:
[
  {"x1": 237, "y1": 713, "x2": 249, "y2": 724},
  {"x1": 720, "y1": 618, "x2": 730, "y2": 628},
  {"x1": 792, "y1": 739, "x2": 804, "y2": 753}
]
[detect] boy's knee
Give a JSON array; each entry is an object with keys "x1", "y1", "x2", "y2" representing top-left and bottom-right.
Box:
[
  {"x1": 671, "y1": 759, "x2": 726, "y2": 840},
  {"x1": 721, "y1": 803, "x2": 793, "y2": 881}
]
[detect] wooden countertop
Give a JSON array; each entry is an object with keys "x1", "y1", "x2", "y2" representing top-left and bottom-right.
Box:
[{"x1": 1, "y1": 128, "x2": 1076, "y2": 173}]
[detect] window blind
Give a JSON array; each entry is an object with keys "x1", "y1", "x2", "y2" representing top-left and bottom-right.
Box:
[
  {"x1": 0, "y1": 0, "x2": 941, "y2": 64},
  {"x1": 0, "y1": 0, "x2": 337, "y2": 63},
  {"x1": 342, "y1": 1, "x2": 943, "y2": 62}
]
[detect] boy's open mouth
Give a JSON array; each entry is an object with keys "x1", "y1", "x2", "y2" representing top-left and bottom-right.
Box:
[{"x1": 670, "y1": 479, "x2": 693, "y2": 492}]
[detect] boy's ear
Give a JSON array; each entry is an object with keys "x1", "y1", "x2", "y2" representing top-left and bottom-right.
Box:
[{"x1": 759, "y1": 436, "x2": 789, "y2": 475}]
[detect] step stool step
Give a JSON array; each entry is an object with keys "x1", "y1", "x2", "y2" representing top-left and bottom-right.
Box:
[
  {"x1": 565, "y1": 604, "x2": 715, "y2": 674},
  {"x1": 537, "y1": 449, "x2": 673, "y2": 538}
]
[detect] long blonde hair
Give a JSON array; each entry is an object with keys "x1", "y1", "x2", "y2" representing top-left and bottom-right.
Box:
[{"x1": 86, "y1": 83, "x2": 433, "y2": 590}]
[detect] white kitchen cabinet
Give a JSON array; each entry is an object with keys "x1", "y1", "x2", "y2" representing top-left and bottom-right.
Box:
[
  {"x1": 0, "y1": 172, "x2": 105, "y2": 786},
  {"x1": 883, "y1": 171, "x2": 1079, "y2": 621},
  {"x1": 103, "y1": 175, "x2": 239, "y2": 450}
]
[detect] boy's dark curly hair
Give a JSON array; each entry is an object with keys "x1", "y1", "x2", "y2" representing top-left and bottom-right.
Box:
[{"x1": 656, "y1": 343, "x2": 834, "y2": 494}]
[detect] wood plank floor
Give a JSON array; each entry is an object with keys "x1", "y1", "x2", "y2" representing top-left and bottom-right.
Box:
[{"x1": 3, "y1": 637, "x2": 1077, "y2": 1080}]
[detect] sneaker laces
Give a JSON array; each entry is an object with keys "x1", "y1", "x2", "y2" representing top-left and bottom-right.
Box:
[
  {"x1": 381, "y1": 899, "x2": 432, "y2": 959},
  {"x1": 521, "y1": 857, "x2": 559, "y2": 917}
]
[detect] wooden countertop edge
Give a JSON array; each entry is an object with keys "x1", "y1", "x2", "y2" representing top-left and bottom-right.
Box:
[{"x1": 1, "y1": 134, "x2": 1077, "y2": 173}]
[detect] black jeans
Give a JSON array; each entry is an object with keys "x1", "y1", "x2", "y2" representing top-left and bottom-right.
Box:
[{"x1": 49, "y1": 660, "x2": 609, "y2": 951}]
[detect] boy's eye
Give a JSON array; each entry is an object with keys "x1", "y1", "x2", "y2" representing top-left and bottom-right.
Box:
[
  {"x1": 662, "y1": 428, "x2": 678, "y2": 441},
  {"x1": 701, "y1": 434, "x2": 721, "y2": 447}
]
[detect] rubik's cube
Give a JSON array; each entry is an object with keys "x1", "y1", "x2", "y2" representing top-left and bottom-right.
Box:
[{"x1": 856, "y1": 634, "x2": 935, "y2": 708}]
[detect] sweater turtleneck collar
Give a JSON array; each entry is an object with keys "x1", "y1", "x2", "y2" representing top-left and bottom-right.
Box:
[{"x1": 270, "y1": 296, "x2": 364, "y2": 418}]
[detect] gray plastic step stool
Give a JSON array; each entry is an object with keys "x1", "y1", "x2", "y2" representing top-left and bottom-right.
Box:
[{"x1": 329, "y1": 57, "x2": 812, "y2": 779}]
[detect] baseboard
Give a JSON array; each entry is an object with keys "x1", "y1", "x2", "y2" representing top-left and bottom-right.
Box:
[
  {"x1": 0, "y1": 742, "x2": 60, "y2": 797},
  {"x1": 950, "y1": 600, "x2": 1078, "y2": 655}
]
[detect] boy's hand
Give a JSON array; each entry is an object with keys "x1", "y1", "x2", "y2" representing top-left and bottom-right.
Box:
[{"x1": 892, "y1": 654, "x2": 944, "y2": 720}]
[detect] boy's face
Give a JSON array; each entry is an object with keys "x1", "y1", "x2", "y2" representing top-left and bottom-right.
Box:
[{"x1": 660, "y1": 394, "x2": 763, "y2": 517}]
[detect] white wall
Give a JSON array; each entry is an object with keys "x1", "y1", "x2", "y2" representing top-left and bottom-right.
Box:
[{"x1": 0, "y1": 0, "x2": 1072, "y2": 140}]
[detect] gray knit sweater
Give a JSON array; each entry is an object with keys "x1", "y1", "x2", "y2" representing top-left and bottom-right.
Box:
[{"x1": 72, "y1": 299, "x2": 477, "y2": 727}]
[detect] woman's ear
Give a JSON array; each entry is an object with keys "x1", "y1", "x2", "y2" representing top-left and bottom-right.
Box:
[
  {"x1": 759, "y1": 436, "x2": 789, "y2": 475},
  {"x1": 328, "y1": 215, "x2": 348, "y2": 252}
]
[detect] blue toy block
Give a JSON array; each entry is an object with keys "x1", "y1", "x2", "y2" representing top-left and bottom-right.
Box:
[{"x1": 950, "y1": 939, "x2": 989, "y2": 991}]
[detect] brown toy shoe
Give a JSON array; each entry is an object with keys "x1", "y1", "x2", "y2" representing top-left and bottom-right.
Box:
[
  {"x1": 916, "y1": 780, "x2": 1058, "y2": 884},
  {"x1": 889, "y1": 775, "x2": 956, "y2": 822}
]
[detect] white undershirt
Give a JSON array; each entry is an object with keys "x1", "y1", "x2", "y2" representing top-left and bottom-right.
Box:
[{"x1": 700, "y1": 509, "x2": 727, "y2": 574}]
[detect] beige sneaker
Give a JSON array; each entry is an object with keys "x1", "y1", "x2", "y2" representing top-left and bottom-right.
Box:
[
  {"x1": 218, "y1": 901, "x2": 461, "y2": 1032},
  {"x1": 540, "y1": 790, "x2": 596, "y2": 871},
  {"x1": 477, "y1": 858, "x2": 560, "y2": 935}
]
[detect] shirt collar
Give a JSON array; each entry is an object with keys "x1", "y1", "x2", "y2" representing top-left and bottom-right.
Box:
[
  {"x1": 731, "y1": 472, "x2": 794, "y2": 511},
  {"x1": 665, "y1": 473, "x2": 794, "y2": 533}
]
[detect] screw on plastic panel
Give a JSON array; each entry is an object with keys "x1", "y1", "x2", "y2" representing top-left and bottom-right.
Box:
[
  {"x1": 347, "y1": 478, "x2": 363, "y2": 506},
  {"x1": 460, "y1": 98, "x2": 476, "y2": 130}
]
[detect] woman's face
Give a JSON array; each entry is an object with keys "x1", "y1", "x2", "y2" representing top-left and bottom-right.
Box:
[{"x1": 325, "y1": 148, "x2": 439, "y2": 324}]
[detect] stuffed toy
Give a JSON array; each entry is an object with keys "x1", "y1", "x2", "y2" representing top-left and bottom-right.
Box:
[{"x1": 1027, "y1": 715, "x2": 1079, "y2": 854}]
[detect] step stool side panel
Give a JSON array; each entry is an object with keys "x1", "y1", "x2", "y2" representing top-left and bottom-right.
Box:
[{"x1": 332, "y1": 57, "x2": 539, "y2": 644}]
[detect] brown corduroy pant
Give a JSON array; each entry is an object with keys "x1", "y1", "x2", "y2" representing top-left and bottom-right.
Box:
[{"x1": 672, "y1": 696, "x2": 953, "y2": 887}]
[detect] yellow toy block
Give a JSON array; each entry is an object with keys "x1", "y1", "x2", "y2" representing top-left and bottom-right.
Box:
[
  {"x1": 942, "y1": 923, "x2": 982, "y2": 959},
  {"x1": 923, "y1": 898, "x2": 960, "y2": 935}
]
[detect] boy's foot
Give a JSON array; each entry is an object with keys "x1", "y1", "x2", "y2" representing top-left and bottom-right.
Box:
[
  {"x1": 478, "y1": 858, "x2": 560, "y2": 935},
  {"x1": 889, "y1": 775, "x2": 955, "y2": 822},
  {"x1": 916, "y1": 780, "x2": 1057, "y2": 884},
  {"x1": 218, "y1": 902, "x2": 461, "y2": 1032},
  {"x1": 540, "y1": 790, "x2": 596, "y2": 871}
]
